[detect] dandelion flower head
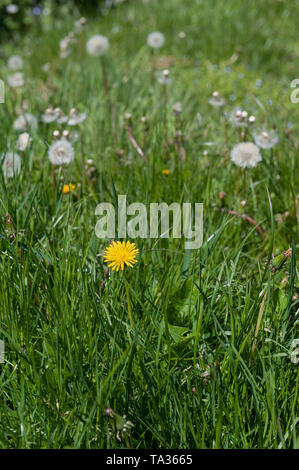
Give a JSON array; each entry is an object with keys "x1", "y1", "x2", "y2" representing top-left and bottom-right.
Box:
[
  {"x1": 62, "y1": 183, "x2": 76, "y2": 194},
  {"x1": 104, "y1": 240, "x2": 139, "y2": 271}
]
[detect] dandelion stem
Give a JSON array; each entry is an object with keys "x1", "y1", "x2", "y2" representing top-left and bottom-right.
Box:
[
  {"x1": 163, "y1": 82, "x2": 169, "y2": 160},
  {"x1": 217, "y1": 207, "x2": 265, "y2": 240},
  {"x1": 100, "y1": 56, "x2": 111, "y2": 113},
  {"x1": 126, "y1": 126, "x2": 148, "y2": 163},
  {"x1": 124, "y1": 273, "x2": 134, "y2": 330}
]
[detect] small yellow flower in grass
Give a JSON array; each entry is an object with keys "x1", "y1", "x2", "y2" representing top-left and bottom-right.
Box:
[
  {"x1": 62, "y1": 183, "x2": 76, "y2": 194},
  {"x1": 162, "y1": 169, "x2": 170, "y2": 176},
  {"x1": 104, "y1": 241, "x2": 139, "y2": 271}
]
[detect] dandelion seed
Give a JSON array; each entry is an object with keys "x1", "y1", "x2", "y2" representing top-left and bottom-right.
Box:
[
  {"x1": 86, "y1": 35, "x2": 109, "y2": 56},
  {"x1": 147, "y1": 31, "x2": 165, "y2": 48},
  {"x1": 7, "y1": 72, "x2": 24, "y2": 88},
  {"x1": 16, "y1": 132, "x2": 31, "y2": 151},
  {"x1": 208, "y1": 91, "x2": 225, "y2": 107},
  {"x1": 104, "y1": 240, "x2": 139, "y2": 272},
  {"x1": 8, "y1": 55, "x2": 24, "y2": 71},
  {"x1": 1, "y1": 152, "x2": 21, "y2": 178},
  {"x1": 252, "y1": 129, "x2": 279, "y2": 149},
  {"x1": 48, "y1": 139, "x2": 74, "y2": 165},
  {"x1": 13, "y1": 113, "x2": 38, "y2": 131},
  {"x1": 230, "y1": 142, "x2": 262, "y2": 168}
]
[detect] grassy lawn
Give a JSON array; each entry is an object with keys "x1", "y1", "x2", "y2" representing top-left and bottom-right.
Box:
[{"x1": 0, "y1": 0, "x2": 298, "y2": 448}]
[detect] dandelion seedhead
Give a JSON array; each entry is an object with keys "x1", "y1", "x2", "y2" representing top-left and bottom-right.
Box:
[
  {"x1": 230, "y1": 142, "x2": 262, "y2": 168},
  {"x1": 6, "y1": 4, "x2": 19, "y2": 14},
  {"x1": 156, "y1": 69, "x2": 172, "y2": 85},
  {"x1": 173, "y1": 101, "x2": 183, "y2": 115},
  {"x1": 13, "y1": 113, "x2": 38, "y2": 131},
  {"x1": 105, "y1": 407, "x2": 134, "y2": 443},
  {"x1": 48, "y1": 138, "x2": 74, "y2": 165},
  {"x1": 1, "y1": 151, "x2": 21, "y2": 178},
  {"x1": 86, "y1": 35, "x2": 109, "y2": 56},
  {"x1": 252, "y1": 128, "x2": 279, "y2": 149},
  {"x1": 16, "y1": 132, "x2": 31, "y2": 151},
  {"x1": 7, "y1": 72, "x2": 24, "y2": 88},
  {"x1": 7, "y1": 55, "x2": 24, "y2": 71},
  {"x1": 147, "y1": 31, "x2": 165, "y2": 48},
  {"x1": 41, "y1": 105, "x2": 58, "y2": 123},
  {"x1": 68, "y1": 108, "x2": 86, "y2": 126},
  {"x1": 208, "y1": 91, "x2": 225, "y2": 107}
]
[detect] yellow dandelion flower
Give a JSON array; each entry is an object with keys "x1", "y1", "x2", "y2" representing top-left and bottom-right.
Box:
[
  {"x1": 104, "y1": 240, "x2": 139, "y2": 271},
  {"x1": 63, "y1": 183, "x2": 76, "y2": 194},
  {"x1": 162, "y1": 169, "x2": 170, "y2": 176}
]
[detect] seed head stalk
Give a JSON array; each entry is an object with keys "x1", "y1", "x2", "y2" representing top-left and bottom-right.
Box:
[
  {"x1": 162, "y1": 70, "x2": 169, "y2": 160},
  {"x1": 100, "y1": 56, "x2": 111, "y2": 114}
]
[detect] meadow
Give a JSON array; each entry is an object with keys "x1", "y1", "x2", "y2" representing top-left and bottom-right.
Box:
[{"x1": 0, "y1": 0, "x2": 298, "y2": 449}]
